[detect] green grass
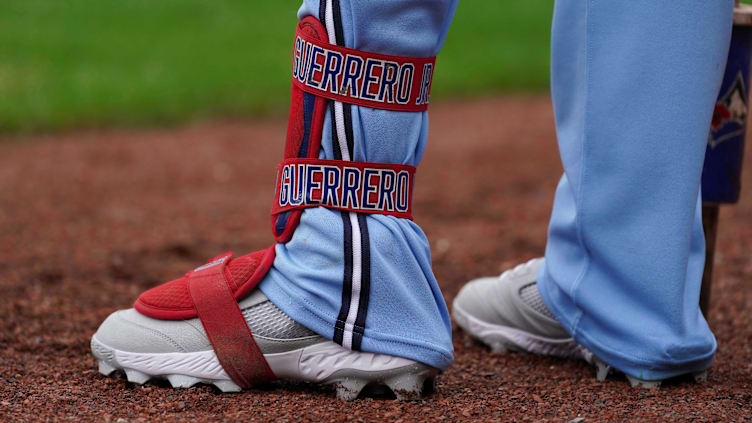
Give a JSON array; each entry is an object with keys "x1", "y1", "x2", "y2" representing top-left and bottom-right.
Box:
[
  {"x1": 438, "y1": 3, "x2": 553, "y2": 98},
  {"x1": 0, "y1": 1, "x2": 554, "y2": 132}
]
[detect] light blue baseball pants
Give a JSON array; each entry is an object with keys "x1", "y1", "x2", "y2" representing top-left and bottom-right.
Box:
[{"x1": 538, "y1": 0, "x2": 733, "y2": 380}]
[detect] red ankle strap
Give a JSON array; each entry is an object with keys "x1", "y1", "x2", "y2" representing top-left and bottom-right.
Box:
[
  {"x1": 272, "y1": 158, "x2": 415, "y2": 220},
  {"x1": 187, "y1": 252, "x2": 275, "y2": 388},
  {"x1": 292, "y1": 22, "x2": 436, "y2": 112}
]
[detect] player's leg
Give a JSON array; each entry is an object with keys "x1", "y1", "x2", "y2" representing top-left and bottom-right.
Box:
[
  {"x1": 454, "y1": 0, "x2": 733, "y2": 385},
  {"x1": 261, "y1": 0, "x2": 457, "y2": 369},
  {"x1": 91, "y1": 0, "x2": 458, "y2": 399}
]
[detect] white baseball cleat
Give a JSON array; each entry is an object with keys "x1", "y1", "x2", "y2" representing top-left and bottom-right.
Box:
[
  {"x1": 453, "y1": 258, "x2": 707, "y2": 388},
  {"x1": 92, "y1": 290, "x2": 437, "y2": 400}
]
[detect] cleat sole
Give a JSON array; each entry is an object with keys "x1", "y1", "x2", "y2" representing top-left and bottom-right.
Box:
[
  {"x1": 326, "y1": 363, "x2": 438, "y2": 401},
  {"x1": 91, "y1": 334, "x2": 438, "y2": 400},
  {"x1": 626, "y1": 375, "x2": 662, "y2": 389},
  {"x1": 98, "y1": 360, "x2": 117, "y2": 376},
  {"x1": 124, "y1": 369, "x2": 150, "y2": 385},
  {"x1": 490, "y1": 342, "x2": 509, "y2": 354},
  {"x1": 594, "y1": 358, "x2": 612, "y2": 382},
  {"x1": 385, "y1": 371, "x2": 432, "y2": 401},
  {"x1": 334, "y1": 378, "x2": 369, "y2": 401},
  {"x1": 212, "y1": 380, "x2": 242, "y2": 393},
  {"x1": 452, "y1": 302, "x2": 588, "y2": 360},
  {"x1": 167, "y1": 374, "x2": 201, "y2": 389},
  {"x1": 594, "y1": 354, "x2": 709, "y2": 389}
]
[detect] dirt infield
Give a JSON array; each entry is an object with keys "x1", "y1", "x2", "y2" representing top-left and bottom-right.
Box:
[{"x1": 1, "y1": 97, "x2": 750, "y2": 422}]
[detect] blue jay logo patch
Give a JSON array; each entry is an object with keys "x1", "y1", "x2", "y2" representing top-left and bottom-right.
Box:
[{"x1": 709, "y1": 72, "x2": 748, "y2": 148}]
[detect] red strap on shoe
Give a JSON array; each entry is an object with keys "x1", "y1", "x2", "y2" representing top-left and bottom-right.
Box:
[
  {"x1": 292, "y1": 22, "x2": 436, "y2": 112},
  {"x1": 186, "y1": 252, "x2": 275, "y2": 388},
  {"x1": 271, "y1": 158, "x2": 416, "y2": 220}
]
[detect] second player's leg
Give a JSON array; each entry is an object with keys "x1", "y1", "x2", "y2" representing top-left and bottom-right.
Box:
[{"x1": 455, "y1": 0, "x2": 734, "y2": 385}]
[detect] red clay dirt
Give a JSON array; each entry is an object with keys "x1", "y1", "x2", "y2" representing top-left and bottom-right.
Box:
[{"x1": 1, "y1": 97, "x2": 750, "y2": 422}]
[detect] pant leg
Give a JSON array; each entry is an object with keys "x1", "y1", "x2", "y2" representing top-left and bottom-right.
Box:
[
  {"x1": 260, "y1": 0, "x2": 458, "y2": 370},
  {"x1": 538, "y1": 0, "x2": 733, "y2": 380}
]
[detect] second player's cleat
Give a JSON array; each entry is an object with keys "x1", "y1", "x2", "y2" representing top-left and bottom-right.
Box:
[
  {"x1": 92, "y1": 279, "x2": 437, "y2": 400},
  {"x1": 453, "y1": 258, "x2": 709, "y2": 389},
  {"x1": 453, "y1": 258, "x2": 592, "y2": 361}
]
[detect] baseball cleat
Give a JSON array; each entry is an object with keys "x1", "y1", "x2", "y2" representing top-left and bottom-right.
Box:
[
  {"x1": 453, "y1": 259, "x2": 591, "y2": 361},
  {"x1": 91, "y1": 252, "x2": 436, "y2": 400},
  {"x1": 453, "y1": 258, "x2": 708, "y2": 389},
  {"x1": 90, "y1": 14, "x2": 448, "y2": 399}
]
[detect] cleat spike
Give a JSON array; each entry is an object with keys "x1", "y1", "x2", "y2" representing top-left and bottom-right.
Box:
[
  {"x1": 167, "y1": 374, "x2": 200, "y2": 388},
  {"x1": 385, "y1": 372, "x2": 429, "y2": 401},
  {"x1": 124, "y1": 369, "x2": 150, "y2": 385},
  {"x1": 212, "y1": 380, "x2": 241, "y2": 393},
  {"x1": 335, "y1": 378, "x2": 368, "y2": 401},
  {"x1": 626, "y1": 375, "x2": 661, "y2": 389},
  {"x1": 594, "y1": 359, "x2": 612, "y2": 382},
  {"x1": 693, "y1": 370, "x2": 708, "y2": 383},
  {"x1": 490, "y1": 342, "x2": 508, "y2": 353},
  {"x1": 98, "y1": 360, "x2": 117, "y2": 376}
]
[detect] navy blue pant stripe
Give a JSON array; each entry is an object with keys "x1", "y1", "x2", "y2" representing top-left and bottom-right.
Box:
[{"x1": 323, "y1": 0, "x2": 371, "y2": 351}]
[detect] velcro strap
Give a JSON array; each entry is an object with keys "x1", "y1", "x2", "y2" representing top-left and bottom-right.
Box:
[
  {"x1": 187, "y1": 253, "x2": 275, "y2": 388},
  {"x1": 292, "y1": 25, "x2": 436, "y2": 112},
  {"x1": 272, "y1": 158, "x2": 415, "y2": 220}
]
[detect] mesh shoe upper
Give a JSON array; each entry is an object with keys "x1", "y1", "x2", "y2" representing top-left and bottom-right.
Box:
[
  {"x1": 242, "y1": 300, "x2": 316, "y2": 339},
  {"x1": 518, "y1": 282, "x2": 556, "y2": 320}
]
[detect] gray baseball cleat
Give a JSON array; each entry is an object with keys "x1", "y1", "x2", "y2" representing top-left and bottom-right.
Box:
[
  {"x1": 92, "y1": 290, "x2": 436, "y2": 400},
  {"x1": 452, "y1": 258, "x2": 707, "y2": 388},
  {"x1": 453, "y1": 258, "x2": 591, "y2": 360}
]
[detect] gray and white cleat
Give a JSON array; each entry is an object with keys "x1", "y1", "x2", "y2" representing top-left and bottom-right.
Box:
[
  {"x1": 92, "y1": 290, "x2": 437, "y2": 400},
  {"x1": 453, "y1": 258, "x2": 710, "y2": 389},
  {"x1": 453, "y1": 259, "x2": 592, "y2": 362}
]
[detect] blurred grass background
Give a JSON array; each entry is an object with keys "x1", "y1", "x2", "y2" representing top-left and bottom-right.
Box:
[{"x1": 1, "y1": 1, "x2": 554, "y2": 132}]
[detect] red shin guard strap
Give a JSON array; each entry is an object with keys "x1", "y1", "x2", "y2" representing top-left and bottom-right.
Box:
[
  {"x1": 187, "y1": 253, "x2": 275, "y2": 388},
  {"x1": 292, "y1": 23, "x2": 436, "y2": 112},
  {"x1": 272, "y1": 158, "x2": 416, "y2": 220}
]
